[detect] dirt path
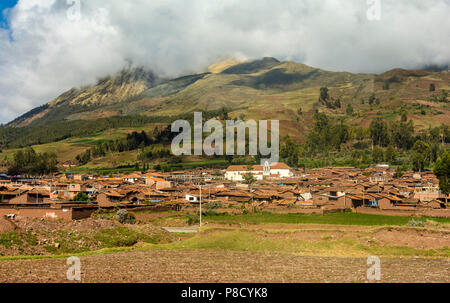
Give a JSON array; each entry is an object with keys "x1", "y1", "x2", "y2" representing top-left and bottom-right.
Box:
[{"x1": 1, "y1": 250, "x2": 448, "y2": 283}]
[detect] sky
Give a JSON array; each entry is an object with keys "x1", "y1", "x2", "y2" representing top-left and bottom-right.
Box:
[
  {"x1": 0, "y1": 0, "x2": 18, "y2": 29},
  {"x1": 0, "y1": 0, "x2": 449, "y2": 124}
]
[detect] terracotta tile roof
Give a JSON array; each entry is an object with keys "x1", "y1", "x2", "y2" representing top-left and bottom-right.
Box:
[
  {"x1": 270, "y1": 163, "x2": 292, "y2": 170},
  {"x1": 216, "y1": 190, "x2": 252, "y2": 198}
]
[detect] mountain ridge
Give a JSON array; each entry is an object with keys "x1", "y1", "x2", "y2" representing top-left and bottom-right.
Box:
[{"x1": 5, "y1": 57, "x2": 450, "y2": 139}]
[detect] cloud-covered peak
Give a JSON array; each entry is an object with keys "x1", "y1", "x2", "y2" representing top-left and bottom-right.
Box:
[{"x1": 0, "y1": 0, "x2": 449, "y2": 123}]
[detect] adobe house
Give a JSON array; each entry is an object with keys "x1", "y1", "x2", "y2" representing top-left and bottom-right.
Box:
[
  {"x1": 413, "y1": 185, "x2": 442, "y2": 202},
  {"x1": 0, "y1": 187, "x2": 23, "y2": 203},
  {"x1": 370, "y1": 193, "x2": 402, "y2": 210},
  {"x1": 145, "y1": 177, "x2": 172, "y2": 189},
  {"x1": 215, "y1": 190, "x2": 252, "y2": 203},
  {"x1": 345, "y1": 193, "x2": 375, "y2": 208},
  {"x1": 96, "y1": 191, "x2": 126, "y2": 207},
  {"x1": 138, "y1": 191, "x2": 170, "y2": 203},
  {"x1": 313, "y1": 187, "x2": 346, "y2": 205},
  {"x1": 9, "y1": 188, "x2": 51, "y2": 204},
  {"x1": 420, "y1": 200, "x2": 445, "y2": 209},
  {"x1": 252, "y1": 189, "x2": 279, "y2": 203},
  {"x1": 73, "y1": 174, "x2": 89, "y2": 181}
]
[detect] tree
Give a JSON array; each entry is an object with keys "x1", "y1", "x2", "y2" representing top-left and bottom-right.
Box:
[
  {"x1": 225, "y1": 155, "x2": 234, "y2": 164},
  {"x1": 306, "y1": 112, "x2": 350, "y2": 154},
  {"x1": 389, "y1": 120, "x2": 414, "y2": 150},
  {"x1": 281, "y1": 136, "x2": 299, "y2": 167},
  {"x1": 334, "y1": 98, "x2": 341, "y2": 109},
  {"x1": 355, "y1": 127, "x2": 366, "y2": 141},
  {"x1": 331, "y1": 121, "x2": 349, "y2": 151},
  {"x1": 369, "y1": 94, "x2": 376, "y2": 105},
  {"x1": 346, "y1": 104, "x2": 354, "y2": 116},
  {"x1": 411, "y1": 140, "x2": 432, "y2": 172},
  {"x1": 73, "y1": 192, "x2": 90, "y2": 202},
  {"x1": 434, "y1": 150, "x2": 450, "y2": 203},
  {"x1": 242, "y1": 172, "x2": 257, "y2": 192},
  {"x1": 8, "y1": 147, "x2": 58, "y2": 176},
  {"x1": 441, "y1": 90, "x2": 448, "y2": 103},
  {"x1": 369, "y1": 118, "x2": 389, "y2": 147},
  {"x1": 385, "y1": 145, "x2": 396, "y2": 163},
  {"x1": 372, "y1": 146, "x2": 384, "y2": 164},
  {"x1": 219, "y1": 107, "x2": 229, "y2": 120},
  {"x1": 393, "y1": 166, "x2": 404, "y2": 179},
  {"x1": 401, "y1": 111, "x2": 408, "y2": 122},
  {"x1": 319, "y1": 87, "x2": 329, "y2": 101},
  {"x1": 440, "y1": 124, "x2": 449, "y2": 144}
]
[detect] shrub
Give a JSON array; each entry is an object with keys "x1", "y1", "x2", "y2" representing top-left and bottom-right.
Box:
[
  {"x1": 115, "y1": 209, "x2": 136, "y2": 224},
  {"x1": 187, "y1": 216, "x2": 200, "y2": 226},
  {"x1": 73, "y1": 192, "x2": 90, "y2": 202},
  {"x1": 408, "y1": 219, "x2": 425, "y2": 227},
  {"x1": 206, "y1": 201, "x2": 222, "y2": 210}
]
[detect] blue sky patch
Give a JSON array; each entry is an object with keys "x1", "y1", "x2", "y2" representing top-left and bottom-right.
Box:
[{"x1": 0, "y1": 0, "x2": 18, "y2": 29}]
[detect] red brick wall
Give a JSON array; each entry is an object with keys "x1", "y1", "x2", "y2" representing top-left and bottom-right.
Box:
[
  {"x1": 72, "y1": 208, "x2": 96, "y2": 220},
  {"x1": 0, "y1": 207, "x2": 73, "y2": 220}
]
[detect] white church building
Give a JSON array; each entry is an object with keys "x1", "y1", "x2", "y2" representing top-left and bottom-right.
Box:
[{"x1": 225, "y1": 162, "x2": 293, "y2": 181}]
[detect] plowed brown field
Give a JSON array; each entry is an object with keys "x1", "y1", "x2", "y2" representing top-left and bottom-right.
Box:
[{"x1": 1, "y1": 250, "x2": 449, "y2": 283}]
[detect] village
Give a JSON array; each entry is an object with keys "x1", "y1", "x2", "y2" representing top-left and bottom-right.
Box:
[{"x1": 0, "y1": 162, "x2": 449, "y2": 221}]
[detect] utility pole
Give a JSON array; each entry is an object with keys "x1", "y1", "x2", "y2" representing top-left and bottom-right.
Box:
[{"x1": 199, "y1": 184, "x2": 202, "y2": 227}]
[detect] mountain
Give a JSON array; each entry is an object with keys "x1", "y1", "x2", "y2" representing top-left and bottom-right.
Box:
[
  {"x1": 8, "y1": 67, "x2": 158, "y2": 127},
  {"x1": 1, "y1": 57, "x2": 449, "y2": 165}
]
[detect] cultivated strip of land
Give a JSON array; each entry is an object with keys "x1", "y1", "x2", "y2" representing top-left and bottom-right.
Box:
[{"x1": 1, "y1": 250, "x2": 448, "y2": 283}]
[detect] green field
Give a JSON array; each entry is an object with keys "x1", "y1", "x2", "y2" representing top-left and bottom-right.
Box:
[
  {"x1": 159, "y1": 227, "x2": 450, "y2": 258},
  {"x1": 202, "y1": 211, "x2": 450, "y2": 226}
]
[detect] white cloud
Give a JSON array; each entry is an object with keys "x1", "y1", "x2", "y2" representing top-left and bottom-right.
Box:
[{"x1": 0, "y1": 0, "x2": 449, "y2": 123}]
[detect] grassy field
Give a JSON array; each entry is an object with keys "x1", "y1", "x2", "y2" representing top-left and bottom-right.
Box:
[
  {"x1": 158, "y1": 227, "x2": 450, "y2": 258},
  {"x1": 202, "y1": 211, "x2": 450, "y2": 226},
  {"x1": 0, "y1": 123, "x2": 161, "y2": 165}
]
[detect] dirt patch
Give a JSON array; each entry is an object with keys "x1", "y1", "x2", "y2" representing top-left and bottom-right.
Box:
[
  {"x1": 264, "y1": 230, "x2": 347, "y2": 242},
  {"x1": 0, "y1": 250, "x2": 448, "y2": 283},
  {"x1": 372, "y1": 228, "x2": 450, "y2": 250},
  {"x1": 14, "y1": 217, "x2": 117, "y2": 232},
  {"x1": 0, "y1": 217, "x2": 18, "y2": 233},
  {"x1": 206, "y1": 224, "x2": 450, "y2": 250},
  {"x1": 0, "y1": 220, "x2": 180, "y2": 257}
]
